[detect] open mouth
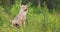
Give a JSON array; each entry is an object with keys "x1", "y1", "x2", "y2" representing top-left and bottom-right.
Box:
[{"x1": 24, "y1": 9, "x2": 27, "y2": 11}]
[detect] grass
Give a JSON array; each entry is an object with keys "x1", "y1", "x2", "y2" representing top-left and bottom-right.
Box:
[{"x1": 0, "y1": 3, "x2": 60, "y2": 32}]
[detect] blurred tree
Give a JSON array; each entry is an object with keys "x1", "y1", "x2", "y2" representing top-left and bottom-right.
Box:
[
  {"x1": 21, "y1": 0, "x2": 26, "y2": 5},
  {"x1": 45, "y1": 0, "x2": 54, "y2": 13},
  {"x1": 10, "y1": 0, "x2": 15, "y2": 5},
  {"x1": 37, "y1": 0, "x2": 40, "y2": 7},
  {"x1": 0, "y1": 0, "x2": 15, "y2": 14},
  {"x1": 40, "y1": 0, "x2": 44, "y2": 7},
  {"x1": 45, "y1": 0, "x2": 53, "y2": 10}
]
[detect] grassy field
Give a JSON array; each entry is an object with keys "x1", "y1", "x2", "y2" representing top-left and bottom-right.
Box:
[{"x1": 0, "y1": 3, "x2": 60, "y2": 32}]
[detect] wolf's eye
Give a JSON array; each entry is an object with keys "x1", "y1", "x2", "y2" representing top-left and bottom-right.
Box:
[{"x1": 24, "y1": 9, "x2": 27, "y2": 11}]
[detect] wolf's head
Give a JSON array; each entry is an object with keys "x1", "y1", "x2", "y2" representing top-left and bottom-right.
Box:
[{"x1": 20, "y1": 5, "x2": 27, "y2": 11}]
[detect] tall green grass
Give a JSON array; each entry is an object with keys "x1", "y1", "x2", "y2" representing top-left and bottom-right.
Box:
[{"x1": 0, "y1": 2, "x2": 60, "y2": 32}]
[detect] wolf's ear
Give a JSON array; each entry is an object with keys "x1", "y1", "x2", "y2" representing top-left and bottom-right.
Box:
[{"x1": 24, "y1": 9, "x2": 27, "y2": 11}]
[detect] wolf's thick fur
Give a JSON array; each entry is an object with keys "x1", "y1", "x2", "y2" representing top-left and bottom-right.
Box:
[{"x1": 11, "y1": 5, "x2": 27, "y2": 27}]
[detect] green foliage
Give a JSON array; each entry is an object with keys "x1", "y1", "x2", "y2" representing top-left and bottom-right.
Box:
[{"x1": 0, "y1": 0, "x2": 60, "y2": 32}]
